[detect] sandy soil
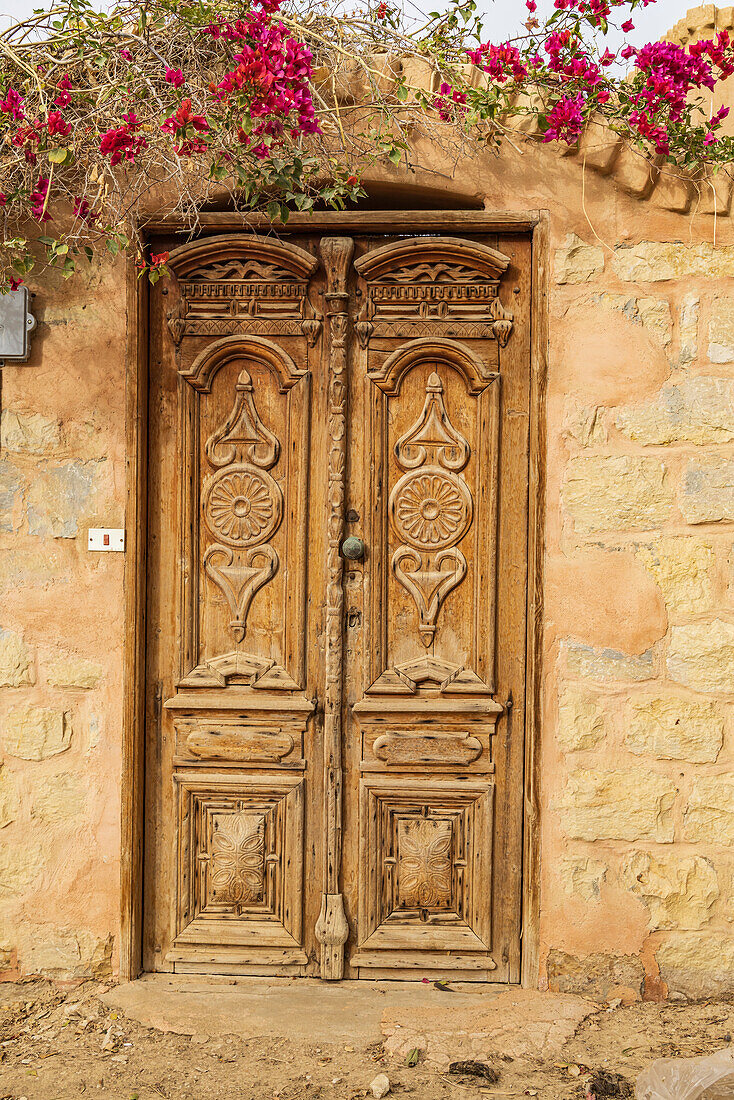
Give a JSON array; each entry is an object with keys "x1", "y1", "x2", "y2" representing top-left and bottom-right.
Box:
[{"x1": 0, "y1": 980, "x2": 733, "y2": 1100}]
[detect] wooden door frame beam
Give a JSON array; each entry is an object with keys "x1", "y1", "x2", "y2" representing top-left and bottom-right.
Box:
[{"x1": 120, "y1": 208, "x2": 548, "y2": 985}]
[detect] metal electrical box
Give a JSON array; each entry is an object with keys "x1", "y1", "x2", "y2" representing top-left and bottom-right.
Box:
[{"x1": 0, "y1": 287, "x2": 36, "y2": 362}]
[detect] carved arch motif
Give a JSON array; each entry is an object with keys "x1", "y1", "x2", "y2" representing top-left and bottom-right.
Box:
[
  {"x1": 354, "y1": 236, "x2": 514, "y2": 348},
  {"x1": 180, "y1": 335, "x2": 306, "y2": 394},
  {"x1": 354, "y1": 236, "x2": 511, "y2": 283},
  {"x1": 373, "y1": 338, "x2": 497, "y2": 397},
  {"x1": 166, "y1": 235, "x2": 322, "y2": 346}
]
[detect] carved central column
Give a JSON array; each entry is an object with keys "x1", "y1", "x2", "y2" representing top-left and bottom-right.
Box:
[{"x1": 315, "y1": 236, "x2": 354, "y2": 980}]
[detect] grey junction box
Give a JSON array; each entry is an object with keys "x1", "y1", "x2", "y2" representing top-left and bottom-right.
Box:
[{"x1": 0, "y1": 287, "x2": 36, "y2": 362}]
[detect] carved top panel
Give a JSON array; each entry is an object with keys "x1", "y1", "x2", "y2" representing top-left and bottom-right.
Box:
[
  {"x1": 354, "y1": 236, "x2": 514, "y2": 348},
  {"x1": 166, "y1": 234, "x2": 322, "y2": 344}
]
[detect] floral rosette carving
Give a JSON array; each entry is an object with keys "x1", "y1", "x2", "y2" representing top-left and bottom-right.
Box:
[
  {"x1": 203, "y1": 465, "x2": 283, "y2": 548},
  {"x1": 391, "y1": 466, "x2": 472, "y2": 552}
]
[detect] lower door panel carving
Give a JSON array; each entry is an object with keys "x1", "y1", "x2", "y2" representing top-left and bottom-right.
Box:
[
  {"x1": 169, "y1": 771, "x2": 306, "y2": 972},
  {"x1": 352, "y1": 777, "x2": 496, "y2": 976}
]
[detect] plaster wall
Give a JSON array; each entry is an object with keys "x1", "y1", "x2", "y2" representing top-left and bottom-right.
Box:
[{"x1": 1, "y1": 33, "x2": 734, "y2": 994}]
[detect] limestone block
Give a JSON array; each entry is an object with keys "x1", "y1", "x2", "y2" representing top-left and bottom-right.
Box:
[
  {"x1": 0, "y1": 459, "x2": 22, "y2": 534},
  {"x1": 0, "y1": 410, "x2": 62, "y2": 455},
  {"x1": 556, "y1": 769, "x2": 676, "y2": 842},
  {"x1": 26, "y1": 461, "x2": 99, "y2": 539},
  {"x1": 559, "y1": 856, "x2": 607, "y2": 901},
  {"x1": 612, "y1": 146, "x2": 659, "y2": 199},
  {"x1": 667, "y1": 620, "x2": 734, "y2": 692},
  {"x1": 613, "y1": 242, "x2": 734, "y2": 282},
  {"x1": 0, "y1": 629, "x2": 35, "y2": 687},
  {"x1": 634, "y1": 538, "x2": 714, "y2": 617},
  {"x1": 681, "y1": 456, "x2": 734, "y2": 524},
  {"x1": 679, "y1": 294, "x2": 699, "y2": 366},
  {"x1": 621, "y1": 852, "x2": 719, "y2": 930},
  {"x1": 31, "y1": 773, "x2": 86, "y2": 825},
  {"x1": 0, "y1": 839, "x2": 45, "y2": 897},
  {"x1": 554, "y1": 234, "x2": 604, "y2": 284},
  {"x1": 577, "y1": 116, "x2": 621, "y2": 174},
  {"x1": 563, "y1": 456, "x2": 672, "y2": 535},
  {"x1": 657, "y1": 932, "x2": 734, "y2": 998},
  {"x1": 683, "y1": 776, "x2": 734, "y2": 845},
  {"x1": 709, "y1": 297, "x2": 734, "y2": 363},
  {"x1": 1, "y1": 706, "x2": 71, "y2": 760},
  {"x1": 45, "y1": 655, "x2": 103, "y2": 689},
  {"x1": 398, "y1": 55, "x2": 437, "y2": 96},
  {"x1": 588, "y1": 293, "x2": 672, "y2": 350},
  {"x1": 626, "y1": 695, "x2": 723, "y2": 764},
  {"x1": 637, "y1": 298, "x2": 673, "y2": 349},
  {"x1": 546, "y1": 950, "x2": 644, "y2": 1001},
  {"x1": 616, "y1": 379, "x2": 734, "y2": 445},
  {"x1": 652, "y1": 169, "x2": 693, "y2": 215},
  {"x1": 0, "y1": 768, "x2": 19, "y2": 829},
  {"x1": 695, "y1": 172, "x2": 733, "y2": 217},
  {"x1": 17, "y1": 926, "x2": 113, "y2": 980},
  {"x1": 562, "y1": 402, "x2": 607, "y2": 447},
  {"x1": 564, "y1": 641, "x2": 654, "y2": 683},
  {"x1": 0, "y1": 547, "x2": 62, "y2": 589},
  {"x1": 557, "y1": 687, "x2": 606, "y2": 751}
]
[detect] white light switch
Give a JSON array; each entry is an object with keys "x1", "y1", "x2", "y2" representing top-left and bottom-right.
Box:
[{"x1": 88, "y1": 528, "x2": 125, "y2": 552}]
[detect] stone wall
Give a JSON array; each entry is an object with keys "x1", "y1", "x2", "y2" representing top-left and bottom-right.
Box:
[
  {"x1": 544, "y1": 233, "x2": 734, "y2": 1002},
  {"x1": 0, "y1": 264, "x2": 126, "y2": 980}
]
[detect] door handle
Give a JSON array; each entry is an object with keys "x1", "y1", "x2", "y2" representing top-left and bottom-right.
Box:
[{"x1": 341, "y1": 536, "x2": 365, "y2": 560}]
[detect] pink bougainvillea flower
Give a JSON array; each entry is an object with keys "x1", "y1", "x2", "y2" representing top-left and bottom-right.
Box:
[
  {"x1": 165, "y1": 68, "x2": 185, "y2": 88},
  {"x1": 99, "y1": 113, "x2": 148, "y2": 166},
  {"x1": 46, "y1": 110, "x2": 71, "y2": 137},
  {"x1": 54, "y1": 75, "x2": 72, "y2": 107},
  {"x1": 150, "y1": 251, "x2": 169, "y2": 266},
  {"x1": 29, "y1": 176, "x2": 50, "y2": 222},
  {"x1": 8, "y1": 275, "x2": 23, "y2": 290},
  {"x1": 0, "y1": 87, "x2": 25, "y2": 120},
  {"x1": 621, "y1": 19, "x2": 634, "y2": 32},
  {"x1": 73, "y1": 197, "x2": 99, "y2": 223},
  {"x1": 543, "y1": 93, "x2": 585, "y2": 144}
]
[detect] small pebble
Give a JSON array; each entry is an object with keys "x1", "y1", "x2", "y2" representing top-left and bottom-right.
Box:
[{"x1": 370, "y1": 1073, "x2": 391, "y2": 1098}]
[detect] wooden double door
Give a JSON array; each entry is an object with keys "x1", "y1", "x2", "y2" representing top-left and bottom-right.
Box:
[{"x1": 144, "y1": 222, "x2": 532, "y2": 981}]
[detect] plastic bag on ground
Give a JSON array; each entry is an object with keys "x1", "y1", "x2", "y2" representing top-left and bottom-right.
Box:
[{"x1": 636, "y1": 1048, "x2": 734, "y2": 1099}]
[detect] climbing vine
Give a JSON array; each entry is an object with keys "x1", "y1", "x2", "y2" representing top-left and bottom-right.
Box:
[{"x1": 0, "y1": 0, "x2": 733, "y2": 289}]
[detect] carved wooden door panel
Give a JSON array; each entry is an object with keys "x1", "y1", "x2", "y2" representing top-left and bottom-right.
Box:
[{"x1": 144, "y1": 227, "x2": 531, "y2": 981}]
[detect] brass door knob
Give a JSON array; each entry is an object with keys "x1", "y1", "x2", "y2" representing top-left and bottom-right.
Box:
[{"x1": 341, "y1": 536, "x2": 365, "y2": 560}]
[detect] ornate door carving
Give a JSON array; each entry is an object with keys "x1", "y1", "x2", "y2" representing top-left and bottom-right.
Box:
[{"x1": 145, "y1": 227, "x2": 531, "y2": 982}]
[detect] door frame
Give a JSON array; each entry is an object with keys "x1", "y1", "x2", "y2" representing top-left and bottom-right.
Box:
[{"x1": 121, "y1": 208, "x2": 549, "y2": 986}]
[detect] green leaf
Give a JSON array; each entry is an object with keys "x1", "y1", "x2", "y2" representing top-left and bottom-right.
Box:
[
  {"x1": 387, "y1": 147, "x2": 402, "y2": 165},
  {"x1": 396, "y1": 83, "x2": 409, "y2": 102},
  {"x1": 48, "y1": 147, "x2": 70, "y2": 164},
  {"x1": 406, "y1": 1049, "x2": 420, "y2": 1067}
]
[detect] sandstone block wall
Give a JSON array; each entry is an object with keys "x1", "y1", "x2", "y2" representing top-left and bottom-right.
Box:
[
  {"x1": 0, "y1": 266, "x2": 126, "y2": 980},
  {"x1": 546, "y1": 231, "x2": 734, "y2": 1001}
]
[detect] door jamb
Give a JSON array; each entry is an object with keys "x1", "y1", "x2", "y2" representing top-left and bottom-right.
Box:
[{"x1": 120, "y1": 208, "x2": 549, "y2": 985}]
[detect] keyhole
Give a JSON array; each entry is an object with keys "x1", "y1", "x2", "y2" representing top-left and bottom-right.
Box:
[{"x1": 420, "y1": 908, "x2": 429, "y2": 923}]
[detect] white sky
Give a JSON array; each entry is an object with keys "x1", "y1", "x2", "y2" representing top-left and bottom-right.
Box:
[{"x1": 0, "y1": 0, "x2": 685, "y2": 39}]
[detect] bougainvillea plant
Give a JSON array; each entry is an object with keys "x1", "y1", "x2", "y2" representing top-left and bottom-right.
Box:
[{"x1": 0, "y1": 0, "x2": 733, "y2": 290}]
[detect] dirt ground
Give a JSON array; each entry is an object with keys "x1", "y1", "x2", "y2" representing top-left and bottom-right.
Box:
[{"x1": 1, "y1": 979, "x2": 733, "y2": 1100}]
